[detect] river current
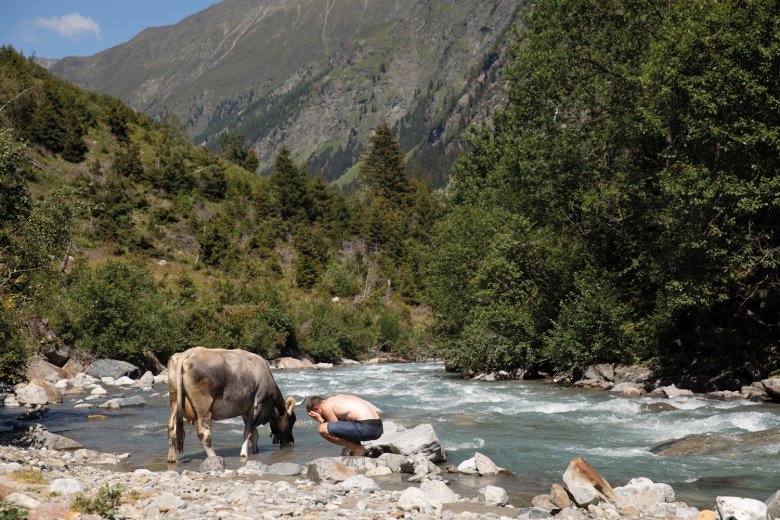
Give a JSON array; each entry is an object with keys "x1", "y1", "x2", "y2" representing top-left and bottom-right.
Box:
[{"x1": 4, "y1": 362, "x2": 779, "y2": 507}]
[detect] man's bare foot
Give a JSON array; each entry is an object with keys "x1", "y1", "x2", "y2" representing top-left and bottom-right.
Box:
[{"x1": 352, "y1": 446, "x2": 367, "y2": 457}]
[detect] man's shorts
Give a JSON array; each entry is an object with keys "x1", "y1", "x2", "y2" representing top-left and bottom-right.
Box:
[{"x1": 327, "y1": 419, "x2": 383, "y2": 442}]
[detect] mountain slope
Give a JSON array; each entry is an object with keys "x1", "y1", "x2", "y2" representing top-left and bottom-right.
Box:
[{"x1": 51, "y1": 0, "x2": 522, "y2": 185}]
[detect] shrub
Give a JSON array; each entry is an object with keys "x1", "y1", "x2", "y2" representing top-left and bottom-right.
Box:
[
  {"x1": 319, "y1": 262, "x2": 359, "y2": 298},
  {"x1": 71, "y1": 484, "x2": 123, "y2": 519},
  {"x1": 0, "y1": 301, "x2": 28, "y2": 384}
]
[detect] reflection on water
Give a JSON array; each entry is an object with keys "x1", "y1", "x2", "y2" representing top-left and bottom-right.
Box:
[{"x1": 3, "y1": 362, "x2": 779, "y2": 507}]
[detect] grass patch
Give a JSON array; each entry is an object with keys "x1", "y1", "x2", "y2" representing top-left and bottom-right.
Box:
[
  {"x1": 9, "y1": 470, "x2": 44, "y2": 485},
  {"x1": 71, "y1": 484, "x2": 123, "y2": 519}
]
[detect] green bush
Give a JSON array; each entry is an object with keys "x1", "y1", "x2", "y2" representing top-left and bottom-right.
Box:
[
  {"x1": 71, "y1": 484, "x2": 123, "y2": 519},
  {"x1": 319, "y1": 262, "x2": 359, "y2": 297},
  {"x1": 0, "y1": 301, "x2": 28, "y2": 384},
  {"x1": 59, "y1": 259, "x2": 184, "y2": 364}
]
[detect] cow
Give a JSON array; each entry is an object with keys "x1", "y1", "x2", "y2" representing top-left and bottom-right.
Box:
[{"x1": 167, "y1": 347, "x2": 298, "y2": 463}]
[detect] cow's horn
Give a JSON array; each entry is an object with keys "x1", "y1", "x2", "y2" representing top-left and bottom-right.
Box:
[
  {"x1": 294, "y1": 395, "x2": 306, "y2": 406},
  {"x1": 285, "y1": 396, "x2": 296, "y2": 415}
]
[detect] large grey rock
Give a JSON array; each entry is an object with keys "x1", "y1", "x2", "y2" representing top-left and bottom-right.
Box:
[
  {"x1": 377, "y1": 452, "x2": 406, "y2": 472},
  {"x1": 306, "y1": 457, "x2": 356, "y2": 482},
  {"x1": 480, "y1": 485, "x2": 509, "y2": 507},
  {"x1": 338, "y1": 455, "x2": 378, "y2": 472},
  {"x1": 25, "y1": 424, "x2": 83, "y2": 450},
  {"x1": 610, "y1": 382, "x2": 646, "y2": 397},
  {"x1": 420, "y1": 480, "x2": 459, "y2": 505},
  {"x1": 138, "y1": 371, "x2": 155, "y2": 386},
  {"x1": 86, "y1": 359, "x2": 140, "y2": 379},
  {"x1": 765, "y1": 490, "x2": 780, "y2": 519},
  {"x1": 457, "y1": 457, "x2": 478, "y2": 475},
  {"x1": 517, "y1": 507, "x2": 554, "y2": 520},
  {"x1": 25, "y1": 357, "x2": 66, "y2": 382},
  {"x1": 339, "y1": 475, "x2": 379, "y2": 492},
  {"x1": 30, "y1": 378, "x2": 63, "y2": 403},
  {"x1": 97, "y1": 395, "x2": 146, "y2": 409},
  {"x1": 474, "y1": 452, "x2": 501, "y2": 476},
  {"x1": 364, "y1": 423, "x2": 446, "y2": 462},
  {"x1": 266, "y1": 463, "x2": 302, "y2": 476},
  {"x1": 562, "y1": 457, "x2": 619, "y2": 507},
  {"x1": 199, "y1": 456, "x2": 225, "y2": 473},
  {"x1": 659, "y1": 384, "x2": 694, "y2": 398},
  {"x1": 615, "y1": 477, "x2": 675, "y2": 503},
  {"x1": 274, "y1": 357, "x2": 316, "y2": 370},
  {"x1": 397, "y1": 487, "x2": 429, "y2": 510},
  {"x1": 762, "y1": 378, "x2": 780, "y2": 400},
  {"x1": 651, "y1": 429, "x2": 780, "y2": 459},
  {"x1": 716, "y1": 496, "x2": 768, "y2": 520},
  {"x1": 112, "y1": 376, "x2": 136, "y2": 386},
  {"x1": 48, "y1": 478, "x2": 83, "y2": 495},
  {"x1": 15, "y1": 383, "x2": 49, "y2": 405}
]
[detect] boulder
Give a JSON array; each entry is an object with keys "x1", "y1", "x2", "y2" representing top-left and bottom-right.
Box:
[
  {"x1": 377, "y1": 453, "x2": 405, "y2": 472},
  {"x1": 25, "y1": 424, "x2": 83, "y2": 450},
  {"x1": 237, "y1": 461, "x2": 269, "y2": 476},
  {"x1": 3, "y1": 395, "x2": 20, "y2": 407},
  {"x1": 707, "y1": 390, "x2": 743, "y2": 401},
  {"x1": 5, "y1": 492, "x2": 41, "y2": 510},
  {"x1": 716, "y1": 496, "x2": 768, "y2": 520},
  {"x1": 97, "y1": 396, "x2": 146, "y2": 409},
  {"x1": 765, "y1": 490, "x2": 780, "y2": 519},
  {"x1": 562, "y1": 457, "x2": 619, "y2": 507},
  {"x1": 480, "y1": 485, "x2": 509, "y2": 507},
  {"x1": 306, "y1": 457, "x2": 356, "y2": 482},
  {"x1": 138, "y1": 371, "x2": 155, "y2": 386},
  {"x1": 48, "y1": 478, "x2": 82, "y2": 496},
  {"x1": 517, "y1": 507, "x2": 554, "y2": 520},
  {"x1": 30, "y1": 378, "x2": 62, "y2": 403},
  {"x1": 199, "y1": 456, "x2": 225, "y2": 473},
  {"x1": 72, "y1": 372, "x2": 96, "y2": 388},
  {"x1": 315, "y1": 363, "x2": 334, "y2": 369},
  {"x1": 145, "y1": 493, "x2": 186, "y2": 518},
  {"x1": 550, "y1": 483, "x2": 573, "y2": 510},
  {"x1": 659, "y1": 385, "x2": 694, "y2": 398},
  {"x1": 86, "y1": 359, "x2": 140, "y2": 379},
  {"x1": 762, "y1": 378, "x2": 780, "y2": 400},
  {"x1": 339, "y1": 358, "x2": 360, "y2": 366},
  {"x1": 457, "y1": 457, "x2": 478, "y2": 475},
  {"x1": 339, "y1": 456, "x2": 378, "y2": 472},
  {"x1": 15, "y1": 383, "x2": 50, "y2": 406},
  {"x1": 90, "y1": 385, "x2": 108, "y2": 396},
  {"x1": 364, "y1": 423, "x2": 446, "y2": 462},
  {"x1": 609, "y1": 382, "x2": 646, "y2": 397},
  {"x1": 339, "y1": 475, "x2": 380, "y2": 492},
  {"x1": 474, "y1": 452, "x2": 502, "y2": 476},
  {"x1": 42, "y1": 345, "x2": 70, "y2": 367},
  {"x1": 650, "y1": 429, "x2": 780, "y2": 458},
  {"x1": 274, "y1": 357, "x2": 316, "y2": 370},
  {"x1": 113, "y1": 376, "x2": 136, "y2": 386},
  {"x1": 420, "y1": 480, "x2": 459, "y2": 505},
  {"x1": 154, "y1": 373, "x2": 169, "y2": 385},
  {"x1": 613, "y1": 365, "x2": 654, "y2": 384},
  {"x1": 61, "y1": 359, "x2": 84, "y2": 378},
  {"x1": 695, "y1": 510, "x2": 717, "y2": 520},
  {"x1": 25, "y1": 357, "x2": 66, "y2": 382},
  {"x1": 532, "y1": 494, "x2": 558, "y2": 512},
  {"x1": 397, "y1": 487, "x2": 429, "y2": 511},
  {"x1": 30, "y1": 501, "x2": 72, "y2": 520},
  {"x1": 265, "y1": 463, "x2": 302, "y2": 476},
  {"x1": 615, "y1": 477, "x2": 675, "y2": 503}
]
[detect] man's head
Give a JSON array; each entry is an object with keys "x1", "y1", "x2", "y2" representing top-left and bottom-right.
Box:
[{"x1": 306, "y1": 396, "x2": 323, "y2": 414}]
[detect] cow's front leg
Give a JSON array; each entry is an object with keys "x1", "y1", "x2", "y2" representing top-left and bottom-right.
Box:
[
  {"x1": 196, "y1": 411, "x2": 216, "y2": 458},
  {"x1": 166, "y1": 403, "x2": 179, "y2": 463}
]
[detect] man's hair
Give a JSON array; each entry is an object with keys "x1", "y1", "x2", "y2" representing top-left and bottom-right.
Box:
[{"x1": 306, "y1": 396, "x2": 323, "y2": 413}]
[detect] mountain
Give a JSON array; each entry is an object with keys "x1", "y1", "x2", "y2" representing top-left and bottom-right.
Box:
[{"x1": 50, "y1": 0, "x2": 522, "y2": 186}]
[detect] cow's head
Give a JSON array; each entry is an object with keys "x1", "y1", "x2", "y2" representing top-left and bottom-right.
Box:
[{"x1": 270, "y1": 396, "x2": 298, "y2": 447}]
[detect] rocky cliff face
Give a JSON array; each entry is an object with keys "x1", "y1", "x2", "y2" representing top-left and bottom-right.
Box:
[{"x1": 51, "y1": 0, "x2": 524, "y2": 186}]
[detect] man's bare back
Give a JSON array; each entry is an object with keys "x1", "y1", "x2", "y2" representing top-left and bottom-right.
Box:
[{"x1": 320, "y1": 394, "x2": 380, "y2": 422}]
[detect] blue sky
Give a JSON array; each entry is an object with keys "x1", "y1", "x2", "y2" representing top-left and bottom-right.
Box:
[{"x1": 2, "y1": 1, "x2": 220, "y2": 59}]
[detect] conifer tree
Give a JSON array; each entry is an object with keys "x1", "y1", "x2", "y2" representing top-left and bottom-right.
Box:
[
  {"x1": 359, "y1": 123, "x2": 411, "y2": 208},
  {"x1": 269, "y1": 146, "x2": 311, "y2": 222}
]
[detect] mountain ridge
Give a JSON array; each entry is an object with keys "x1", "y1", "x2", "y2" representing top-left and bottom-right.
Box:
[{"x1": 50, "y1": 0, "x2": 523, "y2": 186}]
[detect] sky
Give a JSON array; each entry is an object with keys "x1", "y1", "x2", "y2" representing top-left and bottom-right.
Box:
[{"x1": 2, "y1": 1, "x2": 220, "y2": 59}]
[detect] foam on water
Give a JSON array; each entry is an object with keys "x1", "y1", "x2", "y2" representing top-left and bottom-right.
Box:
[{"x1": 443, "y1": 437, "x2": 486, "y2": 451}]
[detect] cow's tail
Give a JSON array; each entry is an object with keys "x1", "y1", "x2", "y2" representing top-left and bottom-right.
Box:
[{"x1": 175, "y1": 359, "x2": 185, "y2": 453}]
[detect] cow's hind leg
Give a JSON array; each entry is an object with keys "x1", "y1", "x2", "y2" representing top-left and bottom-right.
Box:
[
  {"x1": 185, "y1": 384, "x2": 216, "y2": 459},
  {"x1": 251, "y1": 427, "x2": 259, "y2": 454},
  {"x1": 240, "y1": 415, "x2": 254, "y2": 458},
  {"x1": 166, "y1": 401, "x2": 179, "y2": 463}
]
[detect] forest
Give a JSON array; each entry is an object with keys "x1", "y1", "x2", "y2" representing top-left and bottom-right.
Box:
[{"x1": 1, "y1": 0, "x2": 778, "y2": 390}]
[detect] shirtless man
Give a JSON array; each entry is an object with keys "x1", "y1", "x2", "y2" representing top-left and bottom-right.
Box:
[{"x1": 306, "y1": 394, "x2": 383, "y2": 456}]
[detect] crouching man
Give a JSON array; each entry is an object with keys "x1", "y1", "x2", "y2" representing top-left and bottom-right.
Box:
[{"x1": 306, "y1": 394, "x2": 383, "y2": 456}]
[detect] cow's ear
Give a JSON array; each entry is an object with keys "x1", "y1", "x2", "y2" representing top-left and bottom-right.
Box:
[{"x1": 285, "y1": 396, "x2": 296, "y2": 415}]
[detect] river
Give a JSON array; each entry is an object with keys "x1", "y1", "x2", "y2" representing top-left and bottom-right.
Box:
[{"x1": 4, "y1": 362, "x2": 779, "y2": 508}]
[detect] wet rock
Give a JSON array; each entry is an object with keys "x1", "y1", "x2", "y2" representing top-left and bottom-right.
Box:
[
  {"x1": 25, "y1": 424, "x2": 83, "y2": 450},
  {"x1": 25, "y1": 357, "x2": 66, "y2": 382},
  {"x1": 15, "y1": 406, "x2": 46, "y2": 421},
  {"x1": 474, "y1": 452, "x2": 502, "y2": 476},
  {"x1": 138, "y1": 371, "x2": 155, "y2": 386},
  {"x1": 315, "y1": 363, "x2": 334, "y2": 369},
  {"x1": 643, "y1": 402, "x2": 678, "y2": 413},
  {"x1": 765, "y1": 490, "x2": 780, "y2": 519},
  {"x1": 716, "y1": 496, "x2": 768, "y2": 520},
  {"x1": 265, "y1": 462, "x2": 302, "y2": 476},
  {"x1": 199, "y1": 455, "x2": 225, "y2": 473},
  {"x1": 15, "y1": 383, "x2": 50, "y2": 406},
  {"x1": 377, "y1": 453, "x2": 405, "y2": 472},
  {"x1": 366, "y1": 466, "x2": 392, "y2": 477},
  {"x1": 562, "y1": 457, "x2": 619, "y2": 507},
  {"x1": 87, "y1": 359, "x2": 140, "y2": 379},
  {"x1": 517, "y1": 507, "x2": 554, "y2": 519},
  {"x1": 762, "y1": 377, "x2": 780, "y2": 401},
  {"x1": 609, "y1": 382, "x2": 646, "y2": 397},
  {"x1": 48, "y1": 477, "x2": 82, "y2": 495},
  {"x1": 306, "y1": 457, "x2": 356, "y2": 482},
  {"x1": 707, "y1": 390, "x2": 743, "y2": 401},
  {"x1": 74, "y1": 403, "x2": 93, "y2": 409},
  {"x1": 480, "y1": 485, "x2": 508, "y2": 507},
  {"x1": 364, "y1": 423, "x2": 446, "y2": 462},
  {"x1": 339, "y1": 455, "x2": 379, "y2": 472},
  {"x1": 87, "y1": 414, "x2": 109, "y2": 421},
  {"x1": 113, "y1": 376, "x2": 136, "y2": 386},
  {"x1": 650, "y1": 429, "x2": 780, "y2": 458},
  {"x1": 237, "y1": 461, "x2": 269, "y2": 475},
  {"x1": 3, "y1": 394, "x2": 20, "y2": 407},
  {"x1": 339, "y1": 358, "x2": 360, "y2": 366},
  {"x1": 90, "y1": 385, "x2": 107, "y2": 396},
  {"x1": 339, "y1": 475, "x2": 379, "y2": 492},
  {"x1": 274, "y1": 357, "x2": 316, "y2": 370},
  {"x1": 97, "y1": 395, "x2": 146, "y2": 409},
  {"x1": 659, "y1": 384, "x2": 694, "y2": 398}
]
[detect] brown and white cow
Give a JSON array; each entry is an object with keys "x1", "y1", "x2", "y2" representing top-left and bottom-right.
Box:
[{"x1": 167, "y1": 347, "x2": 298, "y2": 463}]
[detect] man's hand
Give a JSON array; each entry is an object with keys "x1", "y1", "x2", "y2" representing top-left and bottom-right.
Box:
[{"x1": 308, "y1": 410, "x2": 325, "y2": 424}]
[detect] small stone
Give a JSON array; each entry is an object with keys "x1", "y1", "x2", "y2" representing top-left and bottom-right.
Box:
[
  {"x1": 480, "y1": 485, "x2": 509, "y2": 507},
  {"x1": 90, "y1": 385, "x2": 107, "y2": 396},
  {"x1": 340, "y1": 475, "x2": 380, "y2": 492},
  {"x1": 74, "y1": 403, "x2": 94, "y2": 409},
  {"x1": 366, "y1": 466, "x2": 392, "y2": 477},
  {"x1": 550, "y1": 483, "x2": 573, "y2": 510},
  {"x1": 695, "y1": 510, "x2": 717, "y2": 520}
]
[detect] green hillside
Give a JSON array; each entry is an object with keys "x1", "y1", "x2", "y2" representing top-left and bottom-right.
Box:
[
  {"x1": 0, "y1": 47, "x2": 440, "y2": 382},
  {"x1": 49, "y1": 0, "x2": 521, "y2": 187}
]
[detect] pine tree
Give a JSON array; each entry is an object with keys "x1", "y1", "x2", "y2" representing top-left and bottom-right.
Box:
[
  {"x1": 359, "y1": 123, "x2": 411, "y2": 208},
  {"x1": 269, "y1": 147, "x2": 312, "y2": 223}
]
